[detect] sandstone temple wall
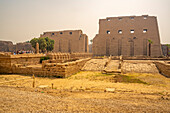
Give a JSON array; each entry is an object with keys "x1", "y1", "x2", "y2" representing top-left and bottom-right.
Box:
[
  {"x1": 39, "y1": 30, "x2": 89, "y2": 53},
  {"x1": 93, "y1": 15, "x2": 162, "y2": 57}
]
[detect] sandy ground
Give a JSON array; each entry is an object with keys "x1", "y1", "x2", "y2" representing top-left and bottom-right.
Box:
[{"x1": 0, "y1": 72, "x2": 170, "y2": 112}]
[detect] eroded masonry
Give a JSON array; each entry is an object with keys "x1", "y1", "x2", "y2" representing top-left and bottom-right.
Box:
[
  {"x1": 40, "y1": 30, "x2": 89, "y2": 53},
  {"x1": 0, "y1": 52, "x2": 169, "y2": 77},
  {"x1": 0, "y1": 52, "x2": 92, "y2": 77},
  {"x1": 93, "y1": 15, "x2": 162, "y2": 56}
]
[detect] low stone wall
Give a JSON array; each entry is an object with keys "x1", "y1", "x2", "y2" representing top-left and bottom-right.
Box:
[
  {"x1": 0, "y1": 53, "x2": 44, "y2": 74},
  {"x1": 0, "y1": 57, "x2": 12, "y2": 73},
  {"x1": 42, "y1": 58, "x2": 91, "y2": 77},
  {"x1": 120, "y1": 56, "x2": 169, "y2": 60},
  {"x1": 47, "y1": 53, "x2": 70, "y2": 60},
  {"x1": 70, "y1": 53, "x2": 93, "y2": 59},
  {"x1": 47, "y1": 53, "x2": 92, "y2": 60},
  {"x1": 10, "y1": 58, "x2": 90, "y2": 77},
  {"x1": 11, "y1": 64, "x2": 38, "y2": 75},
  {"x1": 154, "y1": 61, "x2": 170, "y2": 77},
  {"x1": 0, "y1": 52, "x2": 91, "y2": 77}
]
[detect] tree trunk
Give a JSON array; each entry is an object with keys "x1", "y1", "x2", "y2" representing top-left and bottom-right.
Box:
[
  {"x1": 167, "y1": 46, "x2": 169, "y2": 56},
  {"x1": 149, "y1": 43, "x2": 151, "y2": 56}
]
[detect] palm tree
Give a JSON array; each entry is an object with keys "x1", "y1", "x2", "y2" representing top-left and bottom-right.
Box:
[
  {"x1": 90, "y1": 39, "x2": 93, "y2": 44},
  {"x1": 148, "y1": 40, "x2": 153, "y2": 56}
]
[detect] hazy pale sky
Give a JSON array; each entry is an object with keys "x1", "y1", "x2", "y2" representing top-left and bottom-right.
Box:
[{"x1": 0, "y1": 0, "x2": 170, "y2": 44}]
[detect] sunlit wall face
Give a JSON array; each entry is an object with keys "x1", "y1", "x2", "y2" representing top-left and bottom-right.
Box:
[{"x1": 0, "y1": 0, "x2": 170, "y2": 44}]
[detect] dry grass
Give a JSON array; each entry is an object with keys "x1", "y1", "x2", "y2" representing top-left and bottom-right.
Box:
[
  {"x1": 0, "y1": 72, "x2": 170, "y2": 112},
  {"x1": 0, "y1": 72, "x2": 170, "y2": 95}
]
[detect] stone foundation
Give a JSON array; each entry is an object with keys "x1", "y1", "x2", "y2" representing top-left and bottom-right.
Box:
[
  {"x1": 121, "y1": 60, "x2": 159, "y2": 73},
  {"x1": 0, "y1": 52, "x2": 92, "y2": 77}
]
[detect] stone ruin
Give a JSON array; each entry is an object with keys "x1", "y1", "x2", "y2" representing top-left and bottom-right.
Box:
[
  {"x1": 0, "y1": 52, "x2": 92, "y2": 77},
  {"x1": 0, "y1": 52, "x2": 169, "y2": 77},
  {"x1": 0, "y1": 40, "x2": 34, "y2": 52},
  {"x1": 40, "y1": 30, "x2": 89, "y2": 53},
  {"x1": 93, "y1": 15, "x2": 162, "y2": 57},
  {"x1": 0, "y1": 15, "x2": 169, "y2": 78}
]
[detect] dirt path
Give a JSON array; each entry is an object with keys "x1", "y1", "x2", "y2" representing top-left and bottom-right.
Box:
[{"x1": 0, "y1": 86, "x2": 170, "y2": 113}]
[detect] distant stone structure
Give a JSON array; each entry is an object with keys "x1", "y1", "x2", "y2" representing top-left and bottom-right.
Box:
[
  {"x1": 14, "y1": 42, "x2": 34, "y2": 52},
  {"x1": 161, "y1": 44, "x2": 169, "y2": 56},
  {"x1": 93, "y1": 15, "x2": 162, "y2": 57},
  {"x1": 0, "y1": 41, "x2": 14, "y2": 52},
  {"x1": 39, "y1": 30, "x2": 89, "y2": 53},
  {"x1": 0, "y1": 40, "x2": 34, "y2": 52},
  {"x1": 89, "y1": 44, "x2": 92, "y2": 53}
]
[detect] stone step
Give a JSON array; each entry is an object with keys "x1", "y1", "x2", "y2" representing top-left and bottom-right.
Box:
[
  {"x1": 102, "y1": 69, "x2": 121, "y2": 74},
  {"x1": 104, "y1": 60, "x2": 121, "y2": 73}
]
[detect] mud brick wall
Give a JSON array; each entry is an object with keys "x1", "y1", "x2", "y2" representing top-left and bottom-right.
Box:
[{"x1": 154, "y1": 61, "x2": 170, "y2": 77}]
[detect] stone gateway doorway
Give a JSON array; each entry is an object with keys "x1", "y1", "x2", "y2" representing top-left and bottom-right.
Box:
[{"x1": 129, "y1": 40, "x2": 134, "y2": 56}]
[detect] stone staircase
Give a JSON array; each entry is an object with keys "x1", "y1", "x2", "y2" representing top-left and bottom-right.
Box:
[
  {"x1": 81, "y1": 58, "x2": 109, "y2": 71},
  {"x1": 102, "y1": 60, "x2": 121, "y2": 74},
  {"x1": 82, "y1": 58, "x2": 121, "y2": 74}
]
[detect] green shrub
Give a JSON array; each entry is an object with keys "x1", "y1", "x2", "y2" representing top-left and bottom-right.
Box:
[{"x1": 40, "y1": 56, "x2": 50, "y2": 63}]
